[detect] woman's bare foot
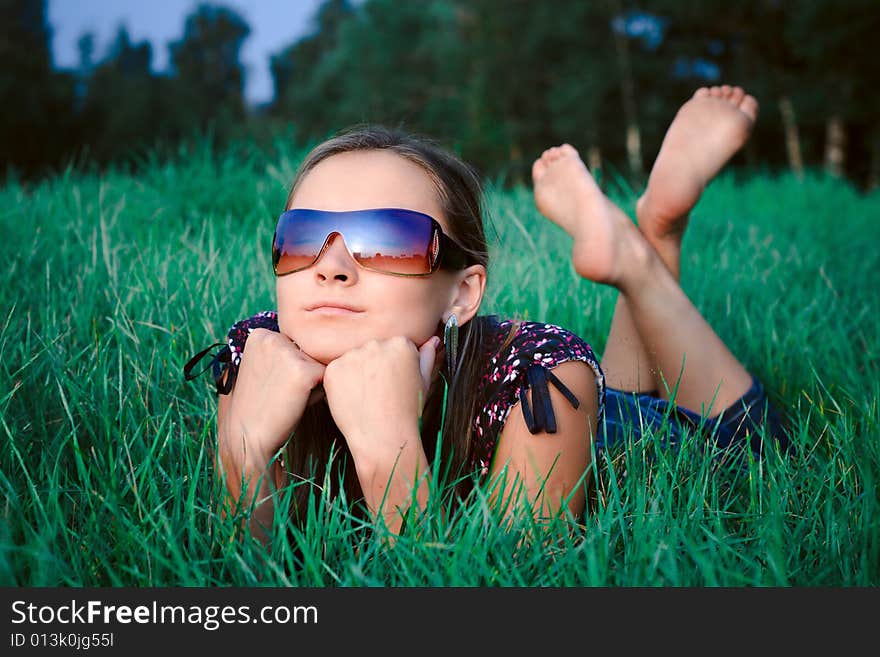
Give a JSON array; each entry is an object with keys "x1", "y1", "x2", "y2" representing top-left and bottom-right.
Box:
[
  {"x1": 636, "y1": 85, "x2": 758, "y2": 253},
  {"x1": 532, "y1": 144, "x2": 652, "y2": 288}
]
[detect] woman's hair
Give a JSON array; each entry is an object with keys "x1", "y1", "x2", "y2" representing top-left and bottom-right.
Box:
[{"x1": 281, "y1": 124, "x2": 504, "y2": 523}]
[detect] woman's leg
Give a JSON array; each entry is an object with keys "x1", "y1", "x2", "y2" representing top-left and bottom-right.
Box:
[
  {"x1": 576, "y1": 86, "x2": 759, "y2": 401},
  {"x1": 531, "y1": 88, "x2": 759, "y2": 415}
]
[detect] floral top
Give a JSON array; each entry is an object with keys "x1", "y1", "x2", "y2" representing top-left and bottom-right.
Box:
[{"x1": 183, "y1": 311, "x2": 605, "y2": 478}]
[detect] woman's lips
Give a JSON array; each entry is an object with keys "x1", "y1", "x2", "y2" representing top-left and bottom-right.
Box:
[
  {"x1": 306, "y1": 301, "x2": 363, "y2": 316},
  {"x1": 307, "y1": 305, "x2": 364, "y2": 315}
]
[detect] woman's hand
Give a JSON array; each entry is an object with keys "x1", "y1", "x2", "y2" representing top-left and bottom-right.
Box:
[
  {"x1": 322, "y1": 335, "x2": 440, "y2": 461},
  {"x1": 322, "y1": 334, "x2": 441, "y2": 528},
  {"x1": 224, "y1": 328, "x2": 327, "y2": 470}
]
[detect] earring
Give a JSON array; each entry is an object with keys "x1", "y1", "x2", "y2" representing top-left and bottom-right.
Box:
[{"x1": 443, "y1": 313, "x2": 459, "y2": 380}]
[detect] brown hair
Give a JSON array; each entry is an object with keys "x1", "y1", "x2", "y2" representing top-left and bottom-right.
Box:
[{"x1": 280, "y1": 125, "x2": 504, "y2": 523}]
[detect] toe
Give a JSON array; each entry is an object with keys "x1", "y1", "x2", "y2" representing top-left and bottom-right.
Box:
[
  {"x1": 708, "y1": 86, "x2": 721, "y2": 97},
  {"x1": 730, "y1": 86, "x2": 745, "y2": 105},
  {"x1": 694, "y1": 87, "x2": 710, "y2": 98},
  {"x1": 740, "y1": 95, "x2": 759, "y2": 121},
  {"x1": 532, "y1": 158, "x2": 546, "y2": 181},
  {"x1": 721, "y1": 84, "x2": 732, "y2": 98}
]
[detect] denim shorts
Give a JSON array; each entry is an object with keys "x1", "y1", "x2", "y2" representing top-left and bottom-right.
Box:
[{"x1": 596, "y1": 374, "x2": 791, "y2": 459}]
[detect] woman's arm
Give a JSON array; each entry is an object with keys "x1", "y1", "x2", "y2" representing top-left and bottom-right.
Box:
[
  {"x1": 322, "y1": 335, "x2": 440, "y2": 535},
  {"x1": 488, "y1": 360, "x2": 599, "y2": 520},
  {"x1": 213, "y1": 328, "x2": 327, "y2": 544},
  {"x1": 349, "y1": 426, "x2": 432, "y2": 535},
  {"x1": 215, "y1": 368, "x2": 286, "y2": 545}
]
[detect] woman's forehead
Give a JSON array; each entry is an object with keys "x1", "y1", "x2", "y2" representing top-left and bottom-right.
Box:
[{"x1": 290, "y1": 150, "x2": 448, "y2": 228}]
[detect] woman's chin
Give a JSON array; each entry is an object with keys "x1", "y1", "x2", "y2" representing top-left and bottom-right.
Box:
[
  {"x1": 279, "y1": 318, "x2": 362, "y2": 363},
  {"x1": 299, "y1": 343, "x2": 348, "y2": 365},
  {"x1": 296, "y1": 334, "x2": 368, "y2": 364},
  {"x1": 278, "y1": 317, "x2": 427, "y2": 363}
]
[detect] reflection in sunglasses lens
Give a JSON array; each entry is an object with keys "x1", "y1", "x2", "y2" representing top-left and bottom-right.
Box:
[{"x1": 273, "y1": 209, "x2": 437, "y2": 276}]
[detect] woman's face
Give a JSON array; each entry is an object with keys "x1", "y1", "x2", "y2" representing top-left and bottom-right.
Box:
[{"x1": 277, "y1": 150, "x2": 464, "y2": 365}]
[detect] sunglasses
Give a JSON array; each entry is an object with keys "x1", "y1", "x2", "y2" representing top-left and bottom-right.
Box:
[{"x1": 272, "y1": 207, "x2": 471, "y2": 277}]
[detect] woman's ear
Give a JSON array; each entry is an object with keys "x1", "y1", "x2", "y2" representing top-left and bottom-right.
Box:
[{"x1": 446, "y1": 264, "x2": 487, "y2": 324}]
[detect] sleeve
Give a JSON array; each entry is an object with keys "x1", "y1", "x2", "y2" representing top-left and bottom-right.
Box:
[
  {"x1": 472, "y1": 321, "x2": 605, "y2": 475},
  {"x1": 181, "y1": 310, "x2": 280, "y2": 396}
]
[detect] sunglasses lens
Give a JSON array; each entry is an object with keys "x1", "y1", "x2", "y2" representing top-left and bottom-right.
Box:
[
  {"x1": 273, "y1": 209, "x2": 436, "y2": 276},
  {"x1": 273, "y1": 212, "x2": 328, "y2": 275},
  {"x1": 348, "y1": 209, "x2": 433, "y2": 275}
]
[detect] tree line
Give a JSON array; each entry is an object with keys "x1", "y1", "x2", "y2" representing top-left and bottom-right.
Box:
[{"x1": 3, "y1": 0, "x2": 878, "y2": 188}]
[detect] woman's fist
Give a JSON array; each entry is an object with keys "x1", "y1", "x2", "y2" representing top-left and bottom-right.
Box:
[
  {"x1": 322, "y1": 335, "x2": 441, "y2": 465},
  {"x1": 224, "y1": 328, "x2": 326, "y2": 467}
]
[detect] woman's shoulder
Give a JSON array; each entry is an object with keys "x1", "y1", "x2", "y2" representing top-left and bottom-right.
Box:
[
  {"x1": 480, "y1": 315, "x2": 604, "y2": 381},
  {"x1": 469, "y1": 315, "x2": 606, "y2": 475}
]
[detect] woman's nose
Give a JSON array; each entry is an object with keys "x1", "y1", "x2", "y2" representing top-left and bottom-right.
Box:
[{"x1": 313, "y1": 232, "x2": 358, "y2": 279}]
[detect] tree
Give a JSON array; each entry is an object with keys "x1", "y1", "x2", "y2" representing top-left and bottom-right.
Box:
[
  {"x1": 454, "y1": 0, "x2": 619, "y2": 181},
  {"x1": 785, "y1": 0, "x2": 880, "y2": 184},
  {"x1": 270, "y1": 0, "x2": 355, "y2": 140},
  {"x1": 271, "y1": 0, "x2": 469, "y2": 160},
  {"x1": 168, "y1": 3, "x2": 251, "y2": 134},
  {"x1": 0, "y1": 0, "x2": 76, "y2": 176},
  {"x1": 326, "y1": 0, "x2": 467, "y2": 142},
  {"x1": 77, "y1": 27, "x2": 163, "y2": 163}
]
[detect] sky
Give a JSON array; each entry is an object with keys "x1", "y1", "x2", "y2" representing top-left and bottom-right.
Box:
[{"x1": 48, "y1": 0, "x2": 326, "y2": 106}]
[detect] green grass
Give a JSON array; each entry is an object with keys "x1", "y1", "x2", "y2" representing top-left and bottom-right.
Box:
[{"x1": 2, "y1": 140, "x2": 878, "y2": 586}]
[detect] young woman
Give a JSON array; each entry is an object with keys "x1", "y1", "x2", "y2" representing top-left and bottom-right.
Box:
[{"x1": 184, "y1": 85, "x2": 789, "y2": 539}]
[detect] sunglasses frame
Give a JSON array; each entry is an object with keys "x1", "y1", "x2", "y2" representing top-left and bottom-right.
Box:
[{"x1": 272, "y1": 207, "x2": 471, "y2": 278}]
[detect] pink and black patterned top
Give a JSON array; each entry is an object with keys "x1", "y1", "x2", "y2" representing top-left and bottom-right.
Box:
[{"x1": 183, "y1": 311, "x2": 605, "y2": 479}]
